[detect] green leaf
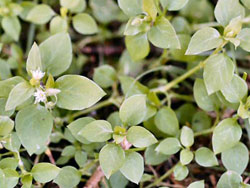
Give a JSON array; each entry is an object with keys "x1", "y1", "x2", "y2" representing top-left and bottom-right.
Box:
[
  {"x1": 0, "y1": 98, "x2": 14, "y2": 117},
  {"x1": 74, "y1": 151, "x2": 87, "y2": 168},
  {"x1": 125, "y1": 33, "x2": 150, "y2": 61},
  {"x1": 217, "y1": 171, "x2": 242, "y2": 188},
  {"x1": 3, "y1": 132, "x2": 21, "y2": 152},
  {"x1": 93, "y1": 65, "x2": 117, "y2": 88},
  {"x1": 237, "y1": 28, "x2": 250, "y2": 52},
  {"x1": 156, "y1": 137, "x2": 181, "y2": 155},
  {"x1": 2, "y1": 168, "x2": 19, "y2": 188},
  {"x1": 1, "y1": 16, "x2": 21, "y2": 41},
  {"x1": 124, "y1": 16, "x2": 151, "y2": 36},
  {"x1": 214, "y1": 0, "x2": 245, "y2": 27},
  {"x1": 142, "y1": 0, "x2": 157, "y2": 20},
  {"x1": 127, "y1": 126, "x2": 157, "y2": 148},
  {"x1": 39, "y1": 33, "x2": 72, "y2": 76},
  {"x1": 60, "y1": 0, "x2": 80, "y2": 9},
  {"x1": 0, "y1": 116, "x2": 14, "y2": 136},
  {"x1": 193, "y1": 79, "x2": 218, "y2": 111},
  {"x1": 50, "y1": 16, "x2": 68, "y2": 34},
  {"x1": 154, "y1": 107, "x2": 179, "y2": 136},
  {"x1": 148, "y1": 16, "x2": 180, "y2": 49},
  {"x1": 62, "y1": 146, "x2": 76, "y2": 157},
  {"x1": 185, "y1": 27, "x2": 223, "y2": 55},
  {"x1": 192, "y1": 111, "x2": 212, "y2": 132},
  {"x1": 109, "y1": 171, "x2": 129, "y2": 188},
  {"x1": 5, "y1": 82, "x2": 35, "y2": 111},
  {"x1": 0, "y1": 157, "x2": 18, "y2": 170},
  {"x1": 204, "y1": 54, "x2": 235, "y2": 95},
  {"x1": 173, "y1": 163, "x2": 189, "y2": 181},
  {"x1": 195, "y1": 147, "x2": 218, "y2": 167},
  {"x1": 78, "y1": 120, "x2": 113, "y2": 142},
  {"x1": 180, "y1": 126, "x2": 194, "y2": 147},
  {"x1": 212, "y1": 118, "x2": 242, "y2": 154},
  {"x1": 26, "y1": 42, "x2": 43, "y2": 74},
  {"x1": 187, "y1": 180, "x2": 205, "y2": 188},
  {"x1": 73, "y1": 13, "x2": 98, "y2": 35},
  {"x1": 21, "y1": 174, "x2": 32, "y2": 188},
  {"x1": 70, "y1": 0, "x2": 86, "y2": 13},
  {"x1": 55, "y1": 75, "x2": 106, "y2": 110},
  {"x1": 31, "y1": 163, "x2": 60, "y2": 183},
  {"x1": 222, "y1": 142, "x2": 249, "y2": 174},
  {"x1": 176, "y1": 103, "x2": 196, "y2": 125},
  {"x1": 119, "y1": 94, "x2": 147, "y2": 126},
  {"x1": 120, "y1": 151, "x2": 144, "y2": 184},
  {"x1": 0, "y1": 76, "x2": 24, "y2": 98},
  {"x1": 27, "y1": 4, "x2": 55, "y2": 24},
  {"x1": 53, "y1": 166, "x2": 81, "y2": 188},
  {"x1": 118, "y1": 0, "x2": 142, "y2": 16},
  {"x1": 221, "y1": 74, "x2": 248, "y2": 103},
  {"x1": 68, "y1": 117, "x2": 95, "y2": 144},
  {"x1": 160, "y1": 0, "x2": 188, "y2": 11},
  {"x1": 180, "y1": 149, "x2": 194, "y2": 165},
  {"x1": 99, "y1": 144, "x2": 125, "y2": 179},
  {"x1": 145, "y1": 144, "x2": 169, "y2": 165},
  {"x1": 16, "y1": 105, "x2": 53, "y2": 155}
]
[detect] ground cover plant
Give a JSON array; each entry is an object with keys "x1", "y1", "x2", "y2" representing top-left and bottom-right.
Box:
[{"x1": 0, "y1": 0, "x2": 250, "y2": 187}]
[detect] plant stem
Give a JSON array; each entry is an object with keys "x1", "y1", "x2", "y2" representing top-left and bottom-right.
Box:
[
  {"x1": 152, "y1": 41, "x2": 228, "y2": 94},
  {"x1": 194, "y1": 127, "x2": 214, "y2": 137},
  {"x1": 145, "y1": 164, "x2": 176, "y2": 188}
]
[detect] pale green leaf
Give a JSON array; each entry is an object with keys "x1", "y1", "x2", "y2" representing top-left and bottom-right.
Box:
[
  {"x1": 119, "y1": 94, "x2": 147, "y2": 126},
  {"x1": 148, "y1": 16, "x2": 180, "y2": 49},
  {"x1": 204, "y1": 54, "x2": 235, "y2": 95},
  {"x1": 145, "y1": 144, "x2": 169, "y2": 165},
  {"x1": 142, "y1": 0, "x2": 157, "y2": 20},
  {"x1": 55, "y1": 75, "x2": 106, "y2": 110},
  {"x1": 221, "y1": 74, "x2": 248, "y2": 103},
  {"x1": 67, "y1": 117, "x2": 95, "y2": 144},
  {"x1": 50, "y1": 16, "x2": 68, "y2": 34},
  {"x1": 217, "y1": 171, "x2": 242, "y2": 188},
  {"x1": 31, "y1": 163, "x2": 60, "y2": 183},
  {"x1": 0, "y1": 76, "x2": 25, "y2": 98},
  {"x1": 125, "y1": 33, "x2": 150, "y2": 61},
  {"x1": 180, "y1": 149, "x2": 194, "y2": 165},
  {"x1": 99, "y1": 144, "x2": 125, "y2": 178},
  {"x1": 180, "y1": 126, "x2": 194, "y2": 147},
  {"x1": 187, "y1": 180, "x2": 205, "y2": 188},
  {"x1": 195, "y1": 147, "x2": 218, "y2": 167},
  {"x1": 39, "y1": 33, "x2": 72, "y2": 76},
  {"x1": 26, "y1": 42, "x2": 42, "y2": 74},
  {"x1": 73, "y1": 13, "x2": 98, "y2": 35},
  {"x1": 212, "y1": 118, "x2": 242, "y2": 154},
  {"x1": 93, "y1": 65, "x2": 117, "y2": 88},
  {"x1": 215, "y1": 0, "x2": 245, "y2": 26},
  {"x1": 1, "y1": 16, "x2": 21, "y2": 41},
  {"x1": 127, "y1": 126, "x2": 157, "y2": 147},
  {"x1": 16, "y1": 105, "x2": 53, "y2": 155},
  {"x1": 0, "y1": 116, "x2": 14, "y2": 137},
  {"x1": 27, "y1": 4, "x2": 55, "y2": 24},
  {"x1": 120, "y1": 151, "x2": 144, "y2": 184},
  {"x1": 222, "y1": 142, "x2": 249, "y2": 174},
  {"x1": 5, "y1": 82, "x2": 34, "y2": 111},
  {"x1": 160, "y1": 0, "x2": 188, "y2": 11},
  {"x1": 156, "y1": 137, "x2": 181, "y2": 155},
  {"x1": 186, "y1": 27, "x2": 223, "y2": 55},
  {"x1": 154, "y1": 107, "x2": 179, "y2": 136},
  {"x1": 237, "y1": 28, "x2": 250, "y2": 52},
  {"x1": 78, "y1": 120, "x2": 113, "y2": 142},
  {"x1": 60, "y1": 0, "x2": 80, "y2": 9},
  {"x1": 53, "y1": 166, "x2": 81, "y2": 188},
  {"x1": 173, "y1": 163, "x2": 189, "y2": 181},
  {"x1": 118, "y1": 0, "x2": 142, "y2": 16}
]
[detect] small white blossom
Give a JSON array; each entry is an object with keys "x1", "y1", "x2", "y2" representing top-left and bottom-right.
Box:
[
  {"x1": 34, "y1": 89, "x2": 47, "y2": 104},
  {"x1": 45, "y1": 88, "x2": 61, "y2": 96},
  {"x1": 31, "y1": 68, "x2": 45, "y2": 81}
]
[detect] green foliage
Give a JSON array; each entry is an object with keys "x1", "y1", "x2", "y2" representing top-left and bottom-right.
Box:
[{"x1": 0, "y1": 0, "x2": 249, "y2": 187}]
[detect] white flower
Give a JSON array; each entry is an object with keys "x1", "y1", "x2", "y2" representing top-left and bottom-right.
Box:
[
  {"x1": 31, "y1": 68, "x2": 45, "y2": 81},
  {"x1": 34, "y1": 89, "x2": 47, "y2": 104},
  {"x1": 45, "y1": 88, "x2": 61, "y2": 96}
]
